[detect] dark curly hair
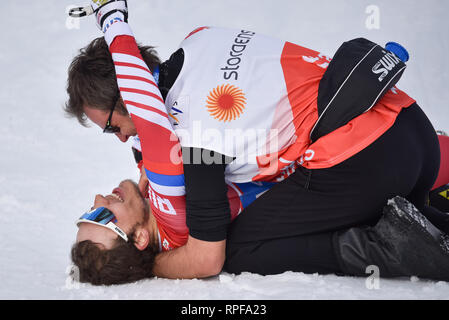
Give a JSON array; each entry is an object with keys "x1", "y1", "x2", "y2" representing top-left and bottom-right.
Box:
[
  {"x1": 71, "y1": 228, "x2": 158, "y2": 286},
  {"x1": 65, "y1": 37, "x2": 161, "y2": 126}
]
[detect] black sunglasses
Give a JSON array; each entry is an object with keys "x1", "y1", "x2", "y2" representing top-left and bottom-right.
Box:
[{"x1": 103, "y1": 94, "x2": 121, "y2": 134}]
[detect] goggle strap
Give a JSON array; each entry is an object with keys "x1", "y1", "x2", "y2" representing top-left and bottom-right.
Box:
[{"x1": 76, "y1": 219, "x2": 128, "y2": 242}]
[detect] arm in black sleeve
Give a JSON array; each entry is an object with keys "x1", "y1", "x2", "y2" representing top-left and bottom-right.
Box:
[{"x1": 182, "y1": 147, "x2": 234, "y2": 242}]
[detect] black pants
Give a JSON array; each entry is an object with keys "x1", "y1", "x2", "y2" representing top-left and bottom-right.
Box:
[{"x1": 224, "y1": 103, "x2": 445, "y2": 275}]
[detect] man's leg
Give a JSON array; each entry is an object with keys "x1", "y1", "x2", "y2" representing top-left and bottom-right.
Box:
[
  {"x1": 225, "y1": 232, "x2": 342, "y2": 276},
  {"x1": 399, "y1": 107, "x2": 449, "y2": 233},
  {"x1": 225, "y1": 103, "x2": 447, "y2": 276}
]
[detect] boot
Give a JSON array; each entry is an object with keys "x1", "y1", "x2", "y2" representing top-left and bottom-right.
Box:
[{"x1": 334, "y1": 196, "x2": 449, "y2": 281}]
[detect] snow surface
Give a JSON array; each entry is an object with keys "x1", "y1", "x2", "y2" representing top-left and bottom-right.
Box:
[{"x1": 0, "y1": 0, "x2": 448, "y2": 300}]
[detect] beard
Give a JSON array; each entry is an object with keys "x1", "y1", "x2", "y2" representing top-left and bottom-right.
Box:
[{"x1": 123, "y1": 179, "x2": 150, "y2": 225}]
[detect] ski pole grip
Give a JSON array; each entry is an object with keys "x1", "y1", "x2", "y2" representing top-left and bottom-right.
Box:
[{"x1": 69, "y1": 5, "x2": 94, "y2": 18}]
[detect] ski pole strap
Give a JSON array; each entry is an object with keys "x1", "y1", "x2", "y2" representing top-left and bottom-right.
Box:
[{"x1": 68, "y1": 5, "x2": 94, "y2": 18}]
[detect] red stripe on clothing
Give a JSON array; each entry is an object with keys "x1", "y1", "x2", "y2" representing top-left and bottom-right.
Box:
[
  {"x1": 114, "y1": 61, "x2": 152, "y2": 74},
  {"x1": 116, "y1": 74, "x2": 158, "y2": 88},
  {"x1": 110, "y1": 35, "x2": 142, "y2": 58},
  {"x1": 124, "y1": 100, "x2": 169, "y2": 119},
  {"x1": 131, "y1": 115, "x2": 183, "y2": 175},
  {"x1": 120, "y1": 87, "x2": 165, "y2": 104},
  {"x1": 184, "y1": 26, "x2": 210, "y2": 40},
  {"x1": 144, "y1": 156, "x2": 184, "y2": 176}
]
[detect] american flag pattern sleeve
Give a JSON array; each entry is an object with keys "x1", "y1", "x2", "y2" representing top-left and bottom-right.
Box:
[{"x1": 105, "y1": 22, "x2": 189, "y2": 245}]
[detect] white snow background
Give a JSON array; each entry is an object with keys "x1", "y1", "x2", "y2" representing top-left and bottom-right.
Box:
[{"x1": 0, "y1": 0, "x2": 448, "y2": 300}]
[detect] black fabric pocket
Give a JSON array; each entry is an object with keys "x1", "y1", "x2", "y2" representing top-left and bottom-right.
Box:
[{"x1": 311, "y1": 38, "x2": 407, "y2": 142}]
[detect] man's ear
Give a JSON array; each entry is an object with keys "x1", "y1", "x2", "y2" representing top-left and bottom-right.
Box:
[{"x1": 133, "y1": 228, "x2": 150, "y2": 251}]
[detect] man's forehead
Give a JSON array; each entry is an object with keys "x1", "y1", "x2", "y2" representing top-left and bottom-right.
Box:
[
  {"x1": 83, "y1": 105, "x2": 107, "y2": 119},
  {"x1": 76, "y1": 222, "x2": 117, "y2": 249}
]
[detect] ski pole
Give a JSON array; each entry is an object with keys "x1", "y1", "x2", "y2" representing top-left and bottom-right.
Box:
[{"x1": 68, "y1": 5, "x2": 94, "y2": 18}]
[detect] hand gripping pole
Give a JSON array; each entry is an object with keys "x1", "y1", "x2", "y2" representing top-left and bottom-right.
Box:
[{"x1": 68, "y1": 5, "x2": 94, "y2": 18}]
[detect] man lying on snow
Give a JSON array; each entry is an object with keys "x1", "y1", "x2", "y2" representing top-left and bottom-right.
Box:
[
  {"x1": 72, "y1": 173, "x2": 449, "y2": 285},
  {"x1": 66, "y1": 0, "x2": 449, "y2": 284}
]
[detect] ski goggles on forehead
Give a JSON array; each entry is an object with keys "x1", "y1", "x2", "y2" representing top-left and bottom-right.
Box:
[{"x1": 76, "y1": 207, "x2": 128, "y2": 242}]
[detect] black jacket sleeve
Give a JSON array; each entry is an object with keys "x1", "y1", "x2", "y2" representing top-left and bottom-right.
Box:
[{"x1": 182, "y1": 147, "x2": 234, "y2": 242}]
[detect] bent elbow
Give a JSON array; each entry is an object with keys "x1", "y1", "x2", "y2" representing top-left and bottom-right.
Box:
[
  {"x1": 198, "y1": 254, "x2": 225, "y2": 278},
  {"x1": 186, "y1": 236, "x2": 226, "y2": 278}
]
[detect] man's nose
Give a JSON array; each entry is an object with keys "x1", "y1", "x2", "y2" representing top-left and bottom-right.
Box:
[
  {"x1": 93, "y1": 194, "x2": 109, "y2": 208},
  {"x1": 115, "y1": 132, "x2": 128, "y2": 143}
]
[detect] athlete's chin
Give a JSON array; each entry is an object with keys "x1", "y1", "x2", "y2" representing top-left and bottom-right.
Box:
[{"x1": 119, "y1": 179, "x2": 142, "y2": 199}]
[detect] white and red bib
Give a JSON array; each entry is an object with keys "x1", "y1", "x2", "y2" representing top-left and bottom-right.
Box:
[{"x1": 166, "y1": 26, "x2": 415, "y2": 183}]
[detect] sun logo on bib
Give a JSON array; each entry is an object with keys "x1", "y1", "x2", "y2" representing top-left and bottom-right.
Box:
[{"x1": 206, "y1": 84, "x2": 246, "y2": 122}]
